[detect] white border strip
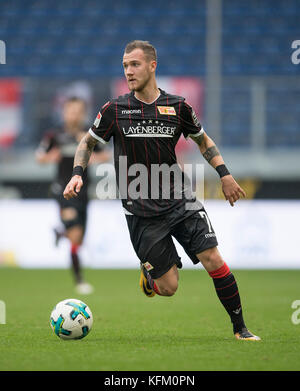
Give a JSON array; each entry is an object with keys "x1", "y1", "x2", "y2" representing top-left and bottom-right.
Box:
[
  {"x1": 125, "y1": 134, "x2": 173, "y2": 138},
  {"x1": 123, "y1": 207, "x2": 133, "y2": 215},
  {"x1": 187, "y1": 128, "x2": 204, "y2": 139},
  {"x1": 89, "y1": 128, "x2": 107, "y2": 144}
]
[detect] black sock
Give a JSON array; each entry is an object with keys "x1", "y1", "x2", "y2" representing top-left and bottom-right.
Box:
[
  {"x1": 209, "y1": 263, "x2": 246, "y2": 333},
  {"x1": 71, "y1": 244, "x2": 83, "y2": 284}
]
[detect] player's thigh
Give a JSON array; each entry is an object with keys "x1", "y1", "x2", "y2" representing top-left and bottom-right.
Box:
[
  {"x1": 65, "y1": 224, "x2": 84, "y2": 245},
  {"x1": 126, "y1": 215, "x2": 182, "y2": 280},
  {"x1": 172, "y1": 208, "x2": 218, "y2": 266},
  {"x1": 145, "y1": 235, "x2": 181, "y2": 280},
  {"x1": 154, "y1": 264, "x2": 179, "y2": 294}
]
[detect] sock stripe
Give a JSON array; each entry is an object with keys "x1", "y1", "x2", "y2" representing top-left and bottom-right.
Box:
[
  {"x1": 219, "y1": 290, "x2": 239, "y2": 300},
  {"x1": 210, "y1": 267, "x2": 245, "y2": 331},
  {"x1": 71, "y1": 243, "x2": 79, "y2": 254},
  {"x1": 215, "y1": 279, "x2": 236, "y2": 291},
  {"x1": 208, "y1": 262, "x2": 230, "y2": 279},
  {"x1": 146, "y1": 271, "x2": 161, "y2": 295},
  {"x1": 153, "y1": 282, "x2": 161, "y2": 295}
]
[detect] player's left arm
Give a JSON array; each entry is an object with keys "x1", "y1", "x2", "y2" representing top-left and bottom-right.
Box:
[{"x1": 190, "y1": 131, "x2": 246, "y2": 206}]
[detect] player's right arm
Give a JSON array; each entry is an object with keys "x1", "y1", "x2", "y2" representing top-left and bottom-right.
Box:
[
  {"x1": 63, "y1": 101, "x2": 115, "y2": 200},
  {"x1": 63, "y1": 132, "x2": 98, "y2": 200},
  {"x1": 35, "y1": 132, "x2": 61, "y2": 164}
]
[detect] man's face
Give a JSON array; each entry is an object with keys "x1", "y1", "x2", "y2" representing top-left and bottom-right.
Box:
[
  {"x1": 63, "y1": 100, "x2": 86, "y2": 128},
  {"x1": 123, "y1": 48, "x2": 156, "y2": 92}
]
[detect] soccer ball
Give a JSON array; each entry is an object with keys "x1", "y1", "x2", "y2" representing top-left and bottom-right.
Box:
[{"x1": 50, "y1": 298, "x2": 93, "y2": 340}]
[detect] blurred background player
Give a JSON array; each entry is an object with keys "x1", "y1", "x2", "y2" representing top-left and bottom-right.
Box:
[{"x1": 36, "y1": 97, "x2": 111, "y2": 294}]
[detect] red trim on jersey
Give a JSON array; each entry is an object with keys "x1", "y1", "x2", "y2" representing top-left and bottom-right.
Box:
[
  {"x1": 103, "y1": 120, "x2": 114, "y2": 139},
  {"x1": 115, "y1": 102, "x2": 126, "y2": 154},
  {"x1": 166, "y1": 140, "x2": 175, "y2": 196},
  {"x1": 167, "y1": 140, "x2": 174, "y2": 162},
  {"x1": 127, "y1": 97, "x2": 132, "y2": 124},
  {"x1": 115, "y1": 101, "x2": 131, "y2": 204},
  {"x1": 178, "y1": 99, "x2": 182, "y2": 125},
  {"x1": 166, "y1": 96, "x2": 170, "y2": 122},
  {"x1": 144, "y1": 139, "x2": 151, "y2": 183},
  {"x1": 132, "y1": 139, "x2": 146, "y2": 217},
  {"x1": 101, "y1": 101, "x2": 110, "y2": 109},
  {"x1": 102, "y1": 101, "x2": 112, "y2": 115},
  {"x1": 155, "y1": 139, "x2": 160, "y2": 164},
  {"x1": 140, "y1": 102, "x2": 144, "y2": 118},
  {"x1": 131, "y1": 140, "x2": 136, "y2": 162},
  {"x1": 144, "y1": 139, "x2": 158, "y2": 214},
  {"x1": 208, "y1": 262, "x2": 231, "y2": 279},
  {"x1": 156, "y1": 138, "x2": 170, "y2": 207}
]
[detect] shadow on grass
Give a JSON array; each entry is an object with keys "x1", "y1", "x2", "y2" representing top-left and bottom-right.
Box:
[{"x1": 82, "y1": 334, "x2": 231, "y2": 345}]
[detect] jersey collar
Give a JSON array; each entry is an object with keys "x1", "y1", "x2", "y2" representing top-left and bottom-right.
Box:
[{"x1": 132, "y1": 89, "x2": 162, "y2": 105}]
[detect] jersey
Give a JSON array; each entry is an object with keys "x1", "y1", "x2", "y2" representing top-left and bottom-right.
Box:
[
  {"x1": 89, "y1": 89, "x2": 204, "y2": 217},
  {"x1": 38, "y1": 127, "x2": 103, "y2": 203}
]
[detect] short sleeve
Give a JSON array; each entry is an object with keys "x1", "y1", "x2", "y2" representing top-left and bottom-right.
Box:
[
  {"x1": 180, "y1": 100, "x2": 203, "y2": 139},
  {"x1": 89, "y1": 101, "x2": 115, "y2": 144},
  {"x1": 37, "y1": 131, "x2": 58, "y2": 153}
]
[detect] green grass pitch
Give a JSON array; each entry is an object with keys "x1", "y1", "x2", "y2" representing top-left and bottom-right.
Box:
[{"x1": 0, "y1": 268, "x2": 299, "y2": 371}]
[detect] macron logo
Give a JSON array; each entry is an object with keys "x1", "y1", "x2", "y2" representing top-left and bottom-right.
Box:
[{"x1": 121, "y1": 109, "x2": 142, "y2": 115}]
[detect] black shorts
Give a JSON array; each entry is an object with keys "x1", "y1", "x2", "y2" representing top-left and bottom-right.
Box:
[
  {"x1": 58, "y1": 197, "x2": 88, "y2": 231},
  {"x1": 125, "y1": 204, "x2": 218, "y2": 279}
]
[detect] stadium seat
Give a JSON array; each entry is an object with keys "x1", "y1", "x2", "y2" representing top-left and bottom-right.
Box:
[{"x1": 1, "y1": 0, "x2": 300, "y2": 147}]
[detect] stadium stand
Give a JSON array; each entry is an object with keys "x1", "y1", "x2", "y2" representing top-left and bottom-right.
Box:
[
  {"x1": 222, "y1": 0, "x2": 300, "y2": 146},
  {"x1": 0, "y1": 0, "x2": 300, "y2": 149}
]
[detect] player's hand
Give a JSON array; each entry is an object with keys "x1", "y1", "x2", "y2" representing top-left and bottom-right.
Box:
[
  {"x1": 35, "y1": 148, "x2": 61, "y2": 163},
  {"x1": 48, "y1": 148, "x2": 61, "y2": 162},
  {"x1": 221, "y1": 175, "x2": 246, "y2": 207},
  {"x1": 63, "y1": 175, "x2": 83, "y2": 200}
]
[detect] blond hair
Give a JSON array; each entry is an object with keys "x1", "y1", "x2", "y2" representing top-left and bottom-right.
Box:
[{"x1": 124, "y1": 40, "x2": 157, "y2": 62}]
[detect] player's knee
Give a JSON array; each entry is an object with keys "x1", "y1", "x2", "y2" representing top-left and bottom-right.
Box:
[
  {"x1": 155, "y1": 264, "x2": 179, "y2": 296},
  {"x1": 72, "y1": 238, "x2": 83, "y2": 246},
  {"x1": 68, "y1": 236, "x2": 83, "y2": 246},
  {"x1": 66, "y1": 226, "x2": 84, "y2": 246},
  {"x1": 197, "y1": 247, "x2": 223, "y2": 267},
  {"x1": 159, "y1": 282, "x2": 178, "y2": 296}
]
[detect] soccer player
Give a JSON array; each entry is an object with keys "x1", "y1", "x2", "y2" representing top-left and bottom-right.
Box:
[
  {"x1": 63, "y1": 41, "x2": 261, "y2": 340},
  {"x1": 36, "y1": 97, "x2": 111, "y2": 294}
]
